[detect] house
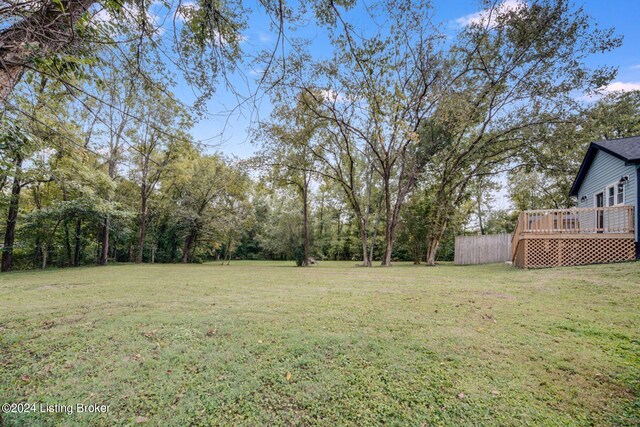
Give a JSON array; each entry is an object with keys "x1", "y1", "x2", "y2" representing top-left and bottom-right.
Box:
[
  {"x1": 511, "y1": 136, "x2": 638, "y2": 268},
  {"x1": 569, "y1": 135, "x2": 639, "y2": 257}
]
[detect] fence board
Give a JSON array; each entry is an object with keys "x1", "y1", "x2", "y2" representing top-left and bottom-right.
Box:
[{"x1": 454, "y1": 233, "x2": 512, "y2": 265}]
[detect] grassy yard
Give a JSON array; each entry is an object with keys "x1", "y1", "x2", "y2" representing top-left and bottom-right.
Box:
[{"x1": 0, "y1": 261, "x2": 638, "y2": 426}]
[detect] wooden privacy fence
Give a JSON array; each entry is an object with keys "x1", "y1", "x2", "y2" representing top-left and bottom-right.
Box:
[{"x1": 454, "y1": 233, "x2": 512, "y2": 265}]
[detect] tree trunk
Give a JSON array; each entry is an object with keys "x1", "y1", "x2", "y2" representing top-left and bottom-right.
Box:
[
  {"x1": 41, "y1": 243, "x2": 48, "y2": 269},
  {"x1": 32, "y1": 186, "x2": 43, "y2": 268},
  {"x1": 190, "y1": 231, "x2": 198, "y2": 260},
  {"x1": 99, "y1": 216, "x2": 109, "y2": 265},
  {"x1": 318, "y1": 191, "x2": 325, "y2": 237},
  {"x1": 99, "y1": 142, "x2": 119, "y2": 266},
  {"x1": 73, "y1": 218, "x2": 81, "y2": 266},
  {"x1": 336, "y1": 212, "x2": 342, "y2": 261},
  {"x1": 137, "y1": 184, "x2": 147, "y2": 263},
  {"x1": 425, "y1": 171, "x2": 474, "y2": 266},
  {"x1": 413, "y1": 238, "x2": 422, "y2": 265},
  {"x1": 381, "y1": 172, "x2": 393, "y2": 266},
  {"x1": 61, "y1": 220, "x2": 71, "y2": 265},
  {"x1": 0, "y1": 0, "x2": 98, "y2": 102},
  {"x1": 226, "y1": 240, "x2": 233, "y2": 265},
  {"x1": 368, "y1": 230, "x2": 376, "y2": 264},
  {"x1": 477, "y1": 193, "x2": 485, "y2": 235},
  {"x1": 380, "y1": 169, "x2": 415, "y2": 267},
  {"x1": 359, "y1": 224, "x2": 370, "y2": 267},
  {"x1": 170, "y1": 239, "x2": 177, "y2": 262},
  {"x1": 182, "y1": 230, "x2": 196, "y2": 263},
  {"x1": 369, "y1": 199, "x2": 383, "y2": 264},
  {"x1": 301, "y1": 181, "x2": 309, "y2": 266},
  {"x1": 425, "y1": 221, "x2": 447, "y2": 266},
  {"x1": 1, "y1": 157, "x2": 23, "y2": 272},
  {"x1": 61, "y1": 186, "x2": 72, "y2": 266},
  {"x1": 383, "y1": 235, "x2": 394, "y2": 265},
  {"x1": 0, "y1": 67, "x2": 24, "y2": 104},
  {"x1": 425, "y1": 239, "x2": 438, "y2": 266},
  {"x1": 382, "y1": 222, "x2": 397, "y2": 266},
  {"x1": 34, "y1": 237, "x2": 42, "y2": 269}
]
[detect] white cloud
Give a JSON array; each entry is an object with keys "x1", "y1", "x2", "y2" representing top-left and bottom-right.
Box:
[
  {"x1": 90, "y1": 4, "x2": 165, "y2": 36},
  {"x1": 176, "y1": 1, "x2": 198, "y2": 22},
  {"x1": 258, "y1": 32, "x2": 272, "y2": 43},
  {"x1": 207, "y1": 30, "x2": 247, "y2": 47},
  {"x1": 599, "y1": 81, "x2": 640, "y2": 93},
  {"x1": 629, "y1": 64, "x2": 640, "y2": 70},
  {"x1": 147, "y1": 11, "x2": 166, "y2": 36},
  {"x1": 319, "y1": 89, "x2": 347, "y2": 103},
  {"x1": 578, "y1": 81, "x2": 640, "y2": 101},
  {"x1": 93, "y1": 8, "x2": 112, "y2": 23},
  {"x1": 455, "y1": 0, "x2": 526, "y2": 27}
]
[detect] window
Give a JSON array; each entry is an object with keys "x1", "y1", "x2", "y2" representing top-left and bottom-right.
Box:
[
  {"x1": 607, "y1": 186, "x2": 615, "y2": 206},
  {"x1": 605, "y1": 181, "x2": 625, "y2": 206},
  {"x1": 617, "y1": 183, "x2": 624, "y2": 205}
]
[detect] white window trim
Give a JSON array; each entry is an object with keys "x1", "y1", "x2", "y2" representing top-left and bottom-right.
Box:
[
  {"x1": 604, "y1": 180, "x2": 626, "y2": 207},
  {"x1": 593, "y1": 191, "x2": 604, "y2": 208}
]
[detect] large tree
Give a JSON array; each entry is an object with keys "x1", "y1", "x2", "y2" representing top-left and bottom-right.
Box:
[
  {"x1": 0, "y1": 122, "x2": 30, "y2": 271},
  {"x1": 169, "y1": 153, "x2": 247, "y2": 263},
  {"x1": 257, "y1": 99, "x2": 322, "y2": 266},
  {"x1": 421, "y1": 0, "x2": 620, "y2": 265},
  {"x1": 128, "y1": 83, "x2": 190, "y2": 262},
  {"x1": 274, "y1": 0, "x2": 444, "y2": 266}
]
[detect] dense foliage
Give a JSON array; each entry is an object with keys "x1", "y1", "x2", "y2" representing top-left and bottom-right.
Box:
[{"x1": 0, "y1": 0, "x2": 636, "y2": 270}]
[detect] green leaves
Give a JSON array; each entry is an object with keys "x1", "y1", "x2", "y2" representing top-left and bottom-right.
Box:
[{"x1": 51, "y1": 0, "x2": 66, "y2": 13}]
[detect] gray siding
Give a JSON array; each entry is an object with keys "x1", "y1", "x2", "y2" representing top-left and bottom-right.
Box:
[{"x1": 576, "y1": 150, "x2": 638, "y2": 241}]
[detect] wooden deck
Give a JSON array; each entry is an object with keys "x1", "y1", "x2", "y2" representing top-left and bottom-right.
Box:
[{"x1": 512, "y1": 206, "x2": 636, "y2": 268}]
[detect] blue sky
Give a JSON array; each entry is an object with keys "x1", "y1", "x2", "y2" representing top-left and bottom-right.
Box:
[{"x1": 173, "y1": 0, "x2": 640, "y2": 159}]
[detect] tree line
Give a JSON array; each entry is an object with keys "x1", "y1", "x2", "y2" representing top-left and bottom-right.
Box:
[{"x1": 1, "y1": 0, "x2": 637, "y2": 271}]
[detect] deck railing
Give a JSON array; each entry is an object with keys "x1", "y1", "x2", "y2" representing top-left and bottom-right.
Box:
[
  {"x1": 511, "y1": 211, "x2": 525, "y2": 257},
  {"x1": 511, "y1": 206, "x2": 635, "y2": 259}
]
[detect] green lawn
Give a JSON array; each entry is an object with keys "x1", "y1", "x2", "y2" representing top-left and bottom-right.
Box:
[{"x1": 0, "y1": 261, "x2": 638, "y2": 426}]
